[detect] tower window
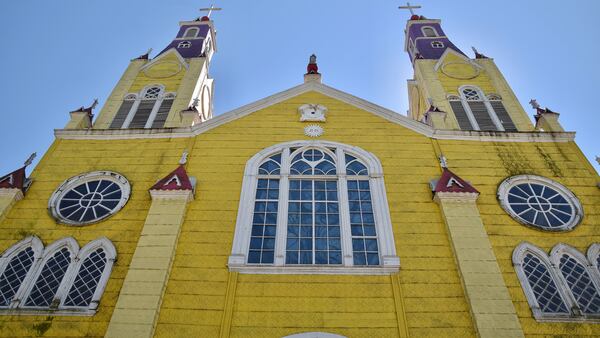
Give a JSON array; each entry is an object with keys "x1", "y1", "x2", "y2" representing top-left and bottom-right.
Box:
[
  {"x1": 431, "y1": 41, "x2": 444, "y2": 48},
  {"x1": 513, "y1": 242, "x2": 600, "y2": 321},
  {"x1": 446, "y1": 86, "x2": 517, "y2": 131},
  {"x1": 183, "y1": 27, "x2": 199, "y2": 38},
  {"x1": 228, "y1": 141, "x2": 400, "y2": 274},
  {"x1": 421, "y1": 26, "x2": 438, "y2": 37},
  {"x1": 110, "y1": 85, "x2": 176, "y2": 129},
  {"x1": 178, "y1": 41, "x2": 192, "y2": 48}
]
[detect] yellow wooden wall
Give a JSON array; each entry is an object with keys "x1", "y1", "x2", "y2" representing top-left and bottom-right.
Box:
[
  {"x1": 0, "y1": 90, "x2": 598, "y2": 337},
  {"x1": 436, "y1": 139, "x2": 600, "y2": 337},
  {"x1": 0, "y1": 138, "x2": 189, "y2": 337}
]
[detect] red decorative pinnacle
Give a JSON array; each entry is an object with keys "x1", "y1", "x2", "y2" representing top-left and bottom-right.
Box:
[
  {"x1": 306, "y1": 54, "x2": 319, "y2": 74},
  {"x1": 433, "y1": 168, "x2": 479, "y2": 194},
  {"x1": 0, "y1": 167, "x2": 27, "y2": 192},
  {"x1": 150, "y1": 165, "x2": 194, "y2": 191}
]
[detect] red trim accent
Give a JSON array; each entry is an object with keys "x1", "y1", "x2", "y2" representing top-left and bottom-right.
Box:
[
  {"x1": 150, "y1": 165, "x2": 193, "y2": 191},
  {"x1": 0, "y1": 166, "x2": 27, "y2": 192},
  {"x1": 433, "y1": 168, "x2": 479, "y2": 194}
]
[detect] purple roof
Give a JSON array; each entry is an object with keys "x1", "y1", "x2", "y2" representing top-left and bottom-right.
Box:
[
  {"x1": 406, "y1": 21, "x2": 466, "y2": 63},
  {"x1": 156, "y1": 23, "x2": 211, "y2": 59}
]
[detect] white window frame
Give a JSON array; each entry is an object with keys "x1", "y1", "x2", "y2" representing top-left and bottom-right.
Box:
[
  {"x1": 0, "y1": 236, "x2": 43, "y2": 308},
  {"x1": 0, "y1": 236, "x2": 116, "y2": 316},
  {"x1": 497, "y1": 175, "x2": 583, "y2": 231},
  {"x1": 121, "y1": 84, "x2": 176, "y2": 129},
  {"x1": 183, "y1": 27, "x2": 199, "y2": 38},
  {"x1": 458, "y1": 85, "x2": 505, "y2": 131},
  {"x1": 177, "y1": 41, "x2": 192, "y2": 48},
  {"x1": 588, "y1": 244, "x2": 600, "y2": 280},
  {"x1": 228, "y1": 140, "x2": 400, "y2": 275},
  {"x1": 421, "y1": 26, "x2": 438, "y2": 37},
  {"x1": 513, "y1": 242, "x2": 600, "y2": 322},
  {"x1": 48, "y1": 171, "x2": 131, "y2": 226},
  {"x1": 431, "y1": 41, "x2": 444, "y2": 48}
]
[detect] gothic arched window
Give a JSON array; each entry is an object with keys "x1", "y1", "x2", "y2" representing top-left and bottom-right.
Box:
[
  {"x1": 447, "y1": 86, "x2": 517, "y2": 131},
  {"x1": 514, "y1": 242, "x2": 600, "y2": 321},
  {"x1": 229, "y1": 141, "x2": 399, "y2": 274},
  {"x1": 110, "y1": 85, "x2": 176, "y2": 129},
  {"x1": 0, "y1": 236, "x2": 116, "y2": 315}
]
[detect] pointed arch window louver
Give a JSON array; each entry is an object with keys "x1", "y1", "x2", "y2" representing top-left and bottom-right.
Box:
[
  {"x1": 110, "y1": 85, "x2": 176, "y2": 129},
  {"x1": 0, "y1": 236, "x2": 116, "y2": 315},
  {"x1": 514, "y1": 242, "x2": 600, "y2": 321},
  {"x1": 447, "y1": 86, "x2": 517, "y2": 131},
  {"x1": 230, "y1": 141, "x2": 400, "y2": 274}
]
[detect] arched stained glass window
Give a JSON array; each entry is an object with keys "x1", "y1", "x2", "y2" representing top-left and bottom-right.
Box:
[{"x1": 230, "y1": 141, "x2": 399, "y2": 274}]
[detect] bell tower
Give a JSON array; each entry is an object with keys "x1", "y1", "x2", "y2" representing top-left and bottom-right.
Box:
[
  {"x1": 400, "y1": 7, "x2": 536, "y2": 132},
  {"x1": 78, "y1": 12, "x2": 219, "y2": 130}
]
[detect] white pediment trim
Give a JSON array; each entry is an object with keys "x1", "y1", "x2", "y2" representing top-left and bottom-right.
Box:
[
  {"x1": 140, "y1": 48, "x2": 189, "y2": 71},
  {"x1": 54, "y1": 81, "x2": 575, "y2": 143},
  {"x1": 433, "y1": 48, "x2": 483, "y2": 72}
]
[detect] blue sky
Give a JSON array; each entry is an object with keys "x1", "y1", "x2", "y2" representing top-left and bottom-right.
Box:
[{"x1": 0, "y1": 0, "x2": 598, "y2": 175}]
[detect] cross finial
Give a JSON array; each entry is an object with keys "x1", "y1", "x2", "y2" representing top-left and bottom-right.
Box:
[
  {"x1": 199, "y1": 4, "x2": 222, "y2": 18},
  {"x1": 24, "y1": 153, "x2": 36, "y2": 167},
  {"x1": 398, "y1": 2, "x2": 421, "y2": 16},
  {"x1": 179, "y1": 150, "x2": 189, "y2": 165},
  {"x1": 439, "y1": 154, "x2": 448, "y2": 168},
  {"x1": 529, "y1": 99, "x2": 541, "y2": 109}
]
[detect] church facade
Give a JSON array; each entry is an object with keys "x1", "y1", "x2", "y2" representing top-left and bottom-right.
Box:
[{"x1": 0, "y1": 9, "x2": 598, "y2": 338}]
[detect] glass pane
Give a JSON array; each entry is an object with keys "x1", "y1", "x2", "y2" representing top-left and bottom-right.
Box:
[
  {"x1": 248, "y1": 179, "x2": 279, "y2": 264},
  {"x1": 25, "y1": 248, "x2": 71, "y2": 307},
  {"x1": 559, "y1": 254, "x2": 600, "y2": 314},
  {"x1": 347, "y1": 179, "x2": 379, "y2": 266},
  {"x1": 507, "y1": 183, "x2": 574, "y2": 230},
  {"x1": 0, "y1": 247, "x2": 35, "y2": 306},
  {"x1": 522, "y1": 253, "x2": 568, "y2": 314}
]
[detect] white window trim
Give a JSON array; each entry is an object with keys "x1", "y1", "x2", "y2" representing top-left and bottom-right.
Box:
[
  {"x1": 513, "y1": 242, "x2": 600, "y2": 322},
  {"x1": 48, "y1": 171, "x2": 131, "y2": 226},
  {"x1": 228, "y1": 140, "x2": 400, "y2": 275},
  {"x1": 0, "y1": 236, "x2": 116, "y2": 316},
  {"x1": 182, "y1": 27, "x2": 199, "y2": 38},
  {"x1": 588, "y1": 244, "x2": 600, "y2": 280},
  {"x1": 458, "y1": 85, "x2": 505, "y2": 131},
  {"x1": 122, "y1": 84, "x2": 174, "y2": 129},
  {"x1": 497, "y1": 175, "x2": 583, "y2": 231},
  {"x1": 431, "y1": 41, "x2": 444, "y2": 48},
  {"x1": 421, "y1": 26, "x2": 438, "y2": 37}
]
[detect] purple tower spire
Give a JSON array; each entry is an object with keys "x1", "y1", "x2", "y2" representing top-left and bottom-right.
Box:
[
  {"x1": 404, "y1": 15, "x2": 465, "y2": 63},
  {"x1": 156, "y1": 16, "x2": 216, "y2": 59}
]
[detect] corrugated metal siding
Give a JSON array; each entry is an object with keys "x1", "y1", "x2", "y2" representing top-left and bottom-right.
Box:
[
  {"x1": 128, "y1": 100, "x2": 155, "y2": 128},
  {"x1": 449, "y1": 101, "x2": 473, "y2": 130},
  {"x1": 109, "y1": 101, "x2": 134, "y2": 129},
  {"x1": 490, "y1": 101, "x2": 517, "y2": 132},
  {"x1": 468, "y1": 101, "x2": 496, "y2": 131},
  {"x1": 151, "y1": 99, "x2": 174, "y2": 129}
]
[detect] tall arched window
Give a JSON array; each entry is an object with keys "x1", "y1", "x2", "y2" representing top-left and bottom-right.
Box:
[
  {"x1": 514, "y1": 242, "x2": 600, "y2": 321},
  {"x1": 0, "y1": 237, "x2": 42, "y2": 308},
  {"x1": 110, "y1": 85, "x2": 176, "y2": 129},
  {"x1": 447, "y1": 86, "x2": 517, "y2": 131},
  {"x1": 229, "y1": 141, "x2": 399, "y2": 274}
]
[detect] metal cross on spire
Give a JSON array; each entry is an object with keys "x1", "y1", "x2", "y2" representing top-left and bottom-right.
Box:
[
  {"x1": 398, "y1": 2, "x2": 422, "y2": 16},
  {"x1": 199, "y1": 4, "x2": 222, "y2": 18}
]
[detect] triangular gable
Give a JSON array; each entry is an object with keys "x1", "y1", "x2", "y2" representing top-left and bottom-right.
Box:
[
  {"x1": 189, "y1": 81, "x2": 434, "y2": 137},
  {"x1": 150, "y1": 165, "x2": 193, "y2": 191},
  {"x1": 433, "y1": 48, "x2": 483, "y2": 72},
  {"x1": 0, "y1": 167, "x2": 27, "y2": 191},
  {"x1": 141, "y1": 48, "x2": 189, "y2": 72},
  {"x1": 432, "y1": 168, "x2": 479, "y2": 194}
]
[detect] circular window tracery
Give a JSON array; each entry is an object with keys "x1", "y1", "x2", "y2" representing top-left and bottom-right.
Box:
[
  {"x1": 49, "y1": 171, "x2": 131, "y2": 226},
  {"x1": 498, "y1": 175, "x2": 583, "y2": 231}
]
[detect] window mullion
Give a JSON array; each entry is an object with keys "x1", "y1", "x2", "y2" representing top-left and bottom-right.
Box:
[
  {"x1": 121, "y1": 98, "x2": 141, "y2": 129},
  {"x1": 551, "y1": 259, "x2": 580, "y2": 316},
  {"x1": 144, "y1": 95, "x2": 165, "y2": 129},
  {"x1": 311, "y1": 179, "x2": 316, "y2": 265},
  {"x1": 274, "y1": 148, "x2": 290, "y2": 266},
  {"x1": 336, "y1": 149, "x2": 353, "y2": 266}
]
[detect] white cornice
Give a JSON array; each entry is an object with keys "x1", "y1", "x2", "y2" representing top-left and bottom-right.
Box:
[{"x1": 54, "y1": 81, "x2": 576, "y2": 143}]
